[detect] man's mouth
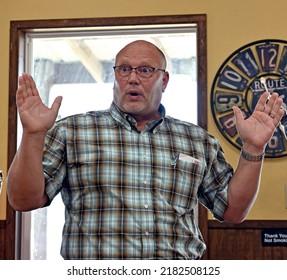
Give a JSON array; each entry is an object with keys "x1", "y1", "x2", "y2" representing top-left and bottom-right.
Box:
[
  {"x1": 127, "y1": 91, "x2": 142, "y2": 98},
  {"x1": 129, "y1": 92, "x2": 140, "y2": 96}
]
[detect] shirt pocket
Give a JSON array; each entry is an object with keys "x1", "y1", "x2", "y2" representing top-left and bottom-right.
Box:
[{"x1": 158, "y1": 158, "x2": 205, "y2": 210}]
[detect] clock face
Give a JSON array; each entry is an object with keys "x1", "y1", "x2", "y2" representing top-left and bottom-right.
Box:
[{"x1": 210, "y1": 39, "x2": 287, "y2": 158}]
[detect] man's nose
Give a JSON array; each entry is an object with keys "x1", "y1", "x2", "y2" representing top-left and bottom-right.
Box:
[{"x1": 128, "y1": 69, "x2": 140, "y2": 82}]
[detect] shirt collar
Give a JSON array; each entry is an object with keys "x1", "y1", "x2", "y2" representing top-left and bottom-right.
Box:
[{"x1": 110, "y1": 102, "x2": 165, "y2": 133}]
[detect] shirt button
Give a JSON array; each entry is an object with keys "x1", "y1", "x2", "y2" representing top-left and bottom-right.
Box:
[
  {"x1": 144, "y1": 204, "x2": 149, "y2": 209},
  {"x1": 145, "y1": 231, "x2": 150, "y2": 237},
  {"x1": 143, "y1": 180, "x2": 147, "y2": 185}
]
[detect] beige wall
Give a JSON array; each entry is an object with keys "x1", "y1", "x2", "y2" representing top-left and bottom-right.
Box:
[{"x1": 1, "y1": 0, "x2": 287, "y2": 220}]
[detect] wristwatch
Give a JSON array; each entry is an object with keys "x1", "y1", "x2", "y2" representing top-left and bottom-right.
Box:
[{"x1": 210, "y1": 39, "x2": 287, "y2": 158}]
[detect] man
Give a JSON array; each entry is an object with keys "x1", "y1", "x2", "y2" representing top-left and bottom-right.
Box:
[{"x1": 7, "y1": 40, "x2": 284, "y2": 259}]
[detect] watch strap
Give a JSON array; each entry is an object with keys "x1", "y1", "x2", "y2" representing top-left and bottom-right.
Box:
[{"x1": 240, "y1": 148, "x2": 265, "y2": 162}]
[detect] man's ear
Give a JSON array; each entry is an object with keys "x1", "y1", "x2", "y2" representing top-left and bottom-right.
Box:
[{"x1": 162, "y1": 71, "x2": 170, "y2": 92}]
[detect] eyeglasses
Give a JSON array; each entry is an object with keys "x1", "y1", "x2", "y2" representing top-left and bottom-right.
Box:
[{"x1": 113, "y1": 65, "x2": 166, "y2": 79}]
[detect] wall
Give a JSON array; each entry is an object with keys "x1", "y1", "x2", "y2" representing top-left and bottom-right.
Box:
[{"x1": 0, "y1": 0, "x2": 287, "y2": 220}]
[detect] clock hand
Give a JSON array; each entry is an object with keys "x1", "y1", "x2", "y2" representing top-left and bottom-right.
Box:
[{"x1": 260, "y1": 77, "x2": 269, "y2": 94}]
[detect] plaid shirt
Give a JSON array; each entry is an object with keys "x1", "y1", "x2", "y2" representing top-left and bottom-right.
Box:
[{"x1": 43, "y1": 102, "x2": 233, "y2": 260}]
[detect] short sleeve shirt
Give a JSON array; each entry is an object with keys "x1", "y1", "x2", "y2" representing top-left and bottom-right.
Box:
[{"x1": 43, "y1": 102, "x2": 233, "y2": 259}]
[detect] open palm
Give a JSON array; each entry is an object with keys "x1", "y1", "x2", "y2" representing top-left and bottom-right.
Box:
[
  {"x1": 233, "y1": 91, "x2": 284, "y2": 150},
  {"x1": 16, "y1": 73, "x2": 62, "y2": 134}
]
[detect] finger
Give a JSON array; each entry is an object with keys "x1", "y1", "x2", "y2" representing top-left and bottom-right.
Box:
[
  {"x1": 21, "y1": 73, "x2": 32, "y2": 96},
  {"x1": 264, "y1": 93, "x2": 279, "y2": 115},
  {"x1": 27, "y1": 74, "x2": 40, "y2": 96},
  {"x1": 17, "y1": 75, "x2": 28, "y2": 99},
  {"x1": 16, "y1": 85, "x2": 25, "y2": 107},
  {"x1": 273, "y1": 104, "x2": 285, "y2": 124},
  {"x1": 16, "y1": 76, "x2": 27, "y2": 105},
  {"x1": 270, "y1": 94, "x2": 283, "y2": 113},
  {"x1": 268, "y1": 94, "x2": 284, "y2": 121},
  {"x1": 51, "y1": 96, "x2": 63, "y2": 115},
  {"x1": 253, "y1": 91, "x2": 269, "y2": 112},
  {"x1": 233, "y1": 106, "x2": 244, "y2": 125},
  {"x1": 22, "y1": 73, "x2": 39, "y2": 97}
]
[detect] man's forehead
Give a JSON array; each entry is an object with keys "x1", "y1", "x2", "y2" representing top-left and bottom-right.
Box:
[
  {"x1": 116, "y1": 43, "x2": 163, "y2": 64},
  {"x1": 117, "y1": 53, "x2": 154, "y2": 63}
]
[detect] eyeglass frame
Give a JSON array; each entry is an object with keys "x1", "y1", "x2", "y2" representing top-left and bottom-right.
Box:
[{"x1": 113, "y1": 65, "x2": 166, "y2": 79}]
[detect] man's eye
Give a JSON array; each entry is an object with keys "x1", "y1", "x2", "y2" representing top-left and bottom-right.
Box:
[
  {"x1": 121, "y1": 66, "x2": 131, "y2": 72},
  {"x1": 140, "y1": 67, "x2": 152, "y2": 73}
]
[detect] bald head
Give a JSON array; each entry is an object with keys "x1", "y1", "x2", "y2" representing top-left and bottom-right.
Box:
[{"x1": 115, "y1": 40, "x2": 167, "y2": 69}]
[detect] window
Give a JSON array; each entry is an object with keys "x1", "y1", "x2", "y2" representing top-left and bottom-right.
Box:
[{"x1": 8, "y1": 15, "x2": 207, "y2": 260}]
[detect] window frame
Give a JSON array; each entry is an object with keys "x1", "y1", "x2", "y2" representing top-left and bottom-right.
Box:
[{"x1": 7, "y1": 14, "x2": 207, "y2": 260}]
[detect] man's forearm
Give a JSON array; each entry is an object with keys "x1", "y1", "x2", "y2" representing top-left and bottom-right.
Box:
[
  {"x1": 7, "y1": 132, "x2": 48, "y2": 211},
  {"x1": 223, "y1": 156, "x2": 263, "y2": 224}
]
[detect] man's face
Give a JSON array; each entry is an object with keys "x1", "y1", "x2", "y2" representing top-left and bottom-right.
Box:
[{"x1": 113, "y1": 41, "x2": 169, "y2": 122}]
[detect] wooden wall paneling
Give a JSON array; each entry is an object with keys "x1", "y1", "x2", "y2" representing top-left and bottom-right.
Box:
[
  {"x1": 0, "y1": 221, "x2": 5, "y2": 259},
  {"x1": 208, "y1": 220, "x2": 287, "y2": 259}
]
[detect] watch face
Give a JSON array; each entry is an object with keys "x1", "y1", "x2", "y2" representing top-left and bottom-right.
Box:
[{"x1": 211, "y1": 39, "x2": 287, "y2": 158}]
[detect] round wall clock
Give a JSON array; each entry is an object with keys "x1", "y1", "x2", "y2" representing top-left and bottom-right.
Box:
[{"x1": 211, "y1": 39, "x2": 287, "y2": 158}]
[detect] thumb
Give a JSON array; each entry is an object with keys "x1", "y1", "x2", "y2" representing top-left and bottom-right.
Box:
[
  {"x1": 51, "y1": 96, "x2": 63, "y2": 114},
  {"x1": 233, "y1": 106, "x2": 244, "y2": 125}
]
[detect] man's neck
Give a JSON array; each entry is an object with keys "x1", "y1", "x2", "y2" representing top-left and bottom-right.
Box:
[{"x1": 132, "y1": 112, "x2": 161, "y2": 131}]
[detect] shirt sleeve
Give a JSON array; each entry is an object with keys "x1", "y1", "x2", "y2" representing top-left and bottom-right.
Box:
[
  {"x1": 42, "y1": 122, "x2": 67, "y2": 206},
  {"x1": 198, "y1": 137, "x2": 234, "y2": 222}
]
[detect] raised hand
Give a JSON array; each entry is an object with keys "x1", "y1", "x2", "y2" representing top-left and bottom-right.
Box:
[
  {"x1": 16, "y1": 73, "x2": 62, "y2": 134},
  {"x1": 233, "y1": 91, "x2": 284, "y2": 153}
]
